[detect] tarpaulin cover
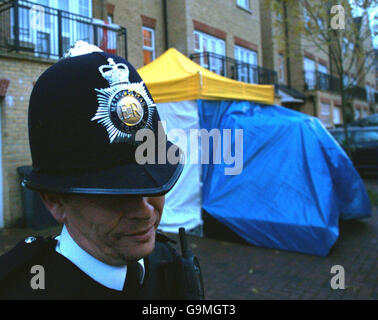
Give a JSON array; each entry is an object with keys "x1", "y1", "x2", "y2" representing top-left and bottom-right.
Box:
[{"x1": 198, "y1": 100, "x2": 372, "y2": 256}]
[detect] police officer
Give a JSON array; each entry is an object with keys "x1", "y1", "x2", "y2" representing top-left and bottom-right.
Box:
[{"x1": 0, "y1": 41, "x2": 203, "y2": 300}]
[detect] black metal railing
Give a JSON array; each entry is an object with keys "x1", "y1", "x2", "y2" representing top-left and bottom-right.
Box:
[
  {"x1": 190, "y1": 51, "x2": 277, "y2": 87},
  {"x1": 304, "y1": 70, "x2": 367, "y2": 101},
  {"x1": 0, "y1": 0, "x2": 127, "y2": 59},
  {"x1": 345, "y1": 85, "x2": 367, "y2": 101},
  {"x1": 304, "y1": 71, "x2": 340, "y2": 92}
]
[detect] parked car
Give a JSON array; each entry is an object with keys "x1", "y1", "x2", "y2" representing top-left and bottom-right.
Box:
[
  {"x1": 350, "y1": 113, "x2": 378, "y2": 127},
  {"x1": 329, "y1": 126, "x2": 378, "y2": 175}
]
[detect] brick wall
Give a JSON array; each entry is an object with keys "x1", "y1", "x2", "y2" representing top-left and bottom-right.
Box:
[
  {"x1": 92, "y1": 1, "x2": 263, "y2": 69},
  {"x1": 0, "y1": 55, "x2": 52, "y2": 227},
  {"x1": 166, "y1": 0, "x2": 189, "y2": 55},
  {"x1": 187, "y1": 0, "x2": 262, "y2": 63},
  {"x1": 108, "y1": 0, "x2": 165, "y2": 68}
]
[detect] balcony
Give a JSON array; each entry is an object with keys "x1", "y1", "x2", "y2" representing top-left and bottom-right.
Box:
[
  {"x1": 304, "y1": 71, "x2": 367, "y2": 101},
  {"x1": 304, "y1": 71, "x2": 340, "y2": 93},
  {"x1": 345, "y1": 85, "x2": 367, "y2": 102},
  {"x1": 0, "y1": 0, "x2": 127, "y2": 60},
  {"x1": 189, "y1": 51, "x2": 277, "y2": 87}
]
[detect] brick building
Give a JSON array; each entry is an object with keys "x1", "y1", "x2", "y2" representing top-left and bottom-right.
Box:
[
  {"x1": 259, "y1": 0, "x2": 377, "y2": 128},
  {"x1": 0, "y1": 0, "x2": 275, "y2": 228},
  {"x1": 0, "y1": 0, "x2": 376, "y2": 228}
]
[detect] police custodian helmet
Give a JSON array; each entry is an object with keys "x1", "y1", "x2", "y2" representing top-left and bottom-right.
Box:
[{"x1": 22, "y1": 41, "x2": 183, "y2": 195}]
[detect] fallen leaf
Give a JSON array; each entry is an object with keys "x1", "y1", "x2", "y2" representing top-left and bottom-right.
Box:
[{"x1": 250, "y1": 287, "x2": 259, "y2": 294}]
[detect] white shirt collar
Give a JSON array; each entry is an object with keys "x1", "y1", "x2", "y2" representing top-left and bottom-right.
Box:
[{"x1": 55, "y1": 225, "x2": 145, "y2": 291}]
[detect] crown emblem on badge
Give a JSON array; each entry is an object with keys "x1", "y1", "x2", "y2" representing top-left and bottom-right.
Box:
[
  {"x1": 99, "y1": 58, "x2": 130, "y2": 86},
  {"x1": 92, "y1": 57, "x2": 155, "y2": 144}
]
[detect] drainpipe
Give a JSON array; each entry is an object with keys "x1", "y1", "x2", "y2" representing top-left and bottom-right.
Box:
[
  {"x1": 283, "y1": 1, "x2": 291, "y2": 87},
  {"x1": 0, "y1": 101, "x2": 3, "y2": 229},
  {"x1": 163, "y1": 0, "x2": 169, "y2": 50}
]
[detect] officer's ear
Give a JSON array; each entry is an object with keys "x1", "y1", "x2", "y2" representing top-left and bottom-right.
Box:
[{"x1": 39, "y1": 192, "x2": 67, "y2": 224}]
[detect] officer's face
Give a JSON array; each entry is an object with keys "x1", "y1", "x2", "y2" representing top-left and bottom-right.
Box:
[{"x1": 46, "y1": 193, "x2": 165, "y2": 265}]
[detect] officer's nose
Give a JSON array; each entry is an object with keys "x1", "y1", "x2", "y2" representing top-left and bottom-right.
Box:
[{"x1": 122, "y1": 196, "x2": 160, "y2": 220}]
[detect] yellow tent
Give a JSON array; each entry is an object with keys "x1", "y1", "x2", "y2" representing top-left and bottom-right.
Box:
[{"x1": 138, "y1": 48, "x2": 275, "y2": 104}]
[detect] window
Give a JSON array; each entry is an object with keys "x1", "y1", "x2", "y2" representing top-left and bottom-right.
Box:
[
  {"x1": 319, "y1": 102, "x2": 331, "y2": 127},
  {"x1": 30, "y1": 0, "x2": 92, "y2": 17},
  {"x1": 143, "y1": 27, "x2": 155, "y2": 65},
  {"x1": 366, "y1": 85, "x2": 375, "y2": 103},
  {"x1": 317, "y1": 63, "x2": 328, "y2": 90},
  {"x1": 11, "y1": 0, "x2": 93, "y2": 58},
  {"x1": 318, "y1": 63, "x2": 328, "y2": 74},
  {"x1": 333, "y1": 106, "x2": 342, "y2": 125},
  {"x1": 332, "y1": 132, "x2": 345, "y2": 144},
  {"x1": 78, "y1": 0, "x2": 91, "y2": 17},
  {"x1": 234, "y1": 45, "x2": 258, "y2": 83},
  {"x1": 343, "y1": 74, "x2": 350, "y2": 87},
  {"x1": 193, "y1": 31, "x2": 225, "y2": 75},
  {"x1": 237, "y1": 0, "x2": 249, "y2": 10},
  {"x1": 331, "y1": 131, "x2": 352, "y2": 145},
  {"x1": 355, "y1": 108, "x2": 361, "y2": 120},
  {"x1": 353, "y1": 130, "x2": 378, "y2": 143},
  {"x1": 361, "y1": 109, "x2": 368, "y2": 118},
  {"x1": 304, "y1": 57, "x2": 316, "y2": 89}
]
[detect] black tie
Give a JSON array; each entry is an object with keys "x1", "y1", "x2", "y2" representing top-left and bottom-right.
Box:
[{"x1": 123, "y1": 261, "x2": 143, "y2": 298}]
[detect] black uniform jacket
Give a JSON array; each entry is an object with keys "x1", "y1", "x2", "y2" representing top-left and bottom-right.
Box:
[{"x1": 0, "y1": 234, "x2": 186, "y2": 300}]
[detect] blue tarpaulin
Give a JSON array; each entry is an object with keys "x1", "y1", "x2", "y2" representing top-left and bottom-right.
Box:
[{"x1": 198, "y1": 100, "x2": 372, "y2": 256}]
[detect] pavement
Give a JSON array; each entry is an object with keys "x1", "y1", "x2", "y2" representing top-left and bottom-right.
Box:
[{"x1": 0, "y1": 178, "x2": 377, "y2": 300}]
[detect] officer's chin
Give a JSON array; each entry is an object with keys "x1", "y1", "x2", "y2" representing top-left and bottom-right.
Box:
[{"x1": 120, "y1": 232, "x2": 156, "y2": 262}]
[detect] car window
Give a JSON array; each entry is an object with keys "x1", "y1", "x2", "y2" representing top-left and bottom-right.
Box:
[
  {"x1": 353, "y1": 130, "x2": 378, "y2": 143},
  {"x1": 331, "y1": 132, "x2": 345, "y2": 144},
  {"x1": 351, "y1": 114, "x2": 378, "y2": 126},
  {"x1": 330, "y1": 131, "x2": 351, "y2": 144},
  {"x1": 365, "y1": 114, "x2": 378, "y2": 126}
]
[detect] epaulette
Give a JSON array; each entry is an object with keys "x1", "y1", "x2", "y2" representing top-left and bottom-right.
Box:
[
  {"x1": 0, "y1": 236, "x2": 57, "y2": 284},
  {"x1": 156, "y1": 230, "x2": 176, "y2": 245}
]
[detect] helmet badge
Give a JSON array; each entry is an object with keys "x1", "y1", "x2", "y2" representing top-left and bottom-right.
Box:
[{"x1": 92, "y1": 58, "x2": 155, "y2": 144}]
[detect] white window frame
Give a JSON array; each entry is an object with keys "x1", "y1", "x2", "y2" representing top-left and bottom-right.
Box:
[
  {"x1": 237, "y1": 0, "x2": 249, "y2": 10},
  {"x1": 193, "y1": 30, "x2": 225, "y2": 75},
  {"x1": 142, "y1": 26, "x2": 155, "y2": 64},
  {"x1": 234, "y1": 45, "x2": 258, "y2": 83}
]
